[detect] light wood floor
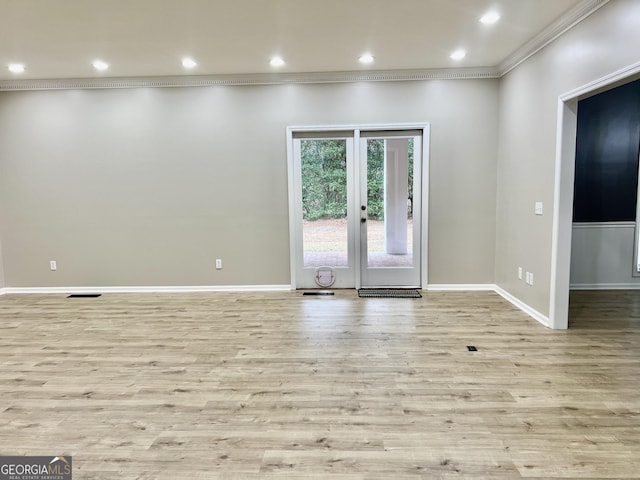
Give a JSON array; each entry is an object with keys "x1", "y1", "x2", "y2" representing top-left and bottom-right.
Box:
[{"x1": 0, "y1": 290, "x2": 639, "y2": 479}]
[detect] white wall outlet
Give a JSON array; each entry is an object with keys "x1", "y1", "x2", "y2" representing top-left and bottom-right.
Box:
[
  {"x1": 215, "y1": 259, "x2": 222, "y2": 270},
  {"x1": 535, "y1": 202, "x2": 543, "y2": 215},
  {"x1": 525, "y1": 272, "x2": 534, "y2": 285},
  {"x1": 518, "y1": 267, "x2": 523, "y2": 280},
  {"x1": 525, "y1": 272, "x2": 531, "y2": 285},
  {"x1": 50, "y1": 260, "x2": 57, "y2": 271}
]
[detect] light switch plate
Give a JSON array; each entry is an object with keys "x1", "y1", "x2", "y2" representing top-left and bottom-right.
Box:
[{"x1": 535, "y1": 202, "x2": 543, "y2": 215}]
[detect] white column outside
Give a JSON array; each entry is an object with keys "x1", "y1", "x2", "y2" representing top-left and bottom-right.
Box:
[{"x1": 384, "y1": 138, "x2": 409, "y2": 254}]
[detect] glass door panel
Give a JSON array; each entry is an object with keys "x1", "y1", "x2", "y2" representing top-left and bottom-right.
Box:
[
  {"x1": 360, "y1": 134, "x2": 421, "y2": 287},
  {"x1": 293, "y1": 135, "x2": 355, "y2": 289},
  {"x1": 301, "y1": 139, "x2": 349, "y2": 268}
]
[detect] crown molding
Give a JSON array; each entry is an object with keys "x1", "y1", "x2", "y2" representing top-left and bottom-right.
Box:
[
  {"x1": 0, "y1": 67, "x2": 500, "y2": 91},
  {"x1": 498, "y1": 0, "x2": 610, "y2": 76},
  {"x1": 0, "y1": 0, "x2": 609, "y2": 91}
]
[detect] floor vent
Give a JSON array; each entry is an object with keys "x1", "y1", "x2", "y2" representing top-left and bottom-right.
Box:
[
  {"x1": 303, "y1": 291, "x2": 335, "y2": 296},
  {"x1": 67, "y1": 294, "x2": 102, "y2": 298},
  {"x1": 467, "y1": 345, "x2": 478, "y2": 351}
]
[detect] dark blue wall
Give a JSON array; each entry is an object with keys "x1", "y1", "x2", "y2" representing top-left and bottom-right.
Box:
[{"x1": 573, "y1": 79, "x2": 640, "y2": 222}]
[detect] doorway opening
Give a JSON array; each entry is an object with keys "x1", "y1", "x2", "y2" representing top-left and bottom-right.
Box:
[{"x1": 551, "y1": 62, "x2": 640, "y2": 329}]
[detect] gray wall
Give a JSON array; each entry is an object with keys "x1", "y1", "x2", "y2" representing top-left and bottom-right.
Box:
[
  {"x1": 0, "y1": 79, "x2": 498, "y2": 288},
  {"x1": 570, "y1": 223, "x2": 640, "y2": 288},
  {"x1": 495, "y1": 0, "x2": 640, "y2": 315},
  {"x1": 0, "y1": 238, "x2": 4, "y2": 289}
]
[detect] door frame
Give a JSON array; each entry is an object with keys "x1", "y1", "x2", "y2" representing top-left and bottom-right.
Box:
[
  {"x1": 551, "y1": 61, "x2": 640, "y2": 329},
  {"x1": 286, "y1": 123, "x2": 430, "y2": 290}
]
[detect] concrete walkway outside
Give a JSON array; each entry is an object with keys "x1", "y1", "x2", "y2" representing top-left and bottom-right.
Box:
[{"x1": 303, "y1": 219, "x2": 413, "y2": 268}]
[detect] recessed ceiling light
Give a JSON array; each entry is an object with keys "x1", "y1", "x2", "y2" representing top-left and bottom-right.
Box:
[
  {"x1": 450, "y1": 49, "x2": 466, "y2": 61},
  {"x1": 8, "y1": 63, "x2": 25, "y2": 73},
  {"x1": 182, "y1": 57, "x2": 197, "y2": 69},
  {"x1": 92, "y1": 60, "x2": 109, "y2": 71},
  {"x1": 270, "y1": 56, "x2": 285, "y2": 67},
  {"x1": 480, "y1": 11, "x2": 501, "y2": 25},
  {"x1": 359, "y1": 53, "x2": 375, "y2": 64}
]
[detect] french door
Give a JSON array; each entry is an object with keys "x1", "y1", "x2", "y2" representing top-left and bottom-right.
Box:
[{"x1": 287, "y1": 125, "x2": 428, "y2": 289}]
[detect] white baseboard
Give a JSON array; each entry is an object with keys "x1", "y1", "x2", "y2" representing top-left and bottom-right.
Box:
[
  {"x1": 426, "y1": 284, "x2": 496, "y2": 291},
  {"x1": 1, "y1": 282, "x2": 551, "y2": 329},
  {"x1": 1, "y1": 285, "x2": 292, "y2": 295},
  {"x1": 427, "y1": 283, "x2": 550, "y2": 328},
  {"x1": 494, "y1": 286, "x2": 550, "y2": 328},
  {"x1": 570, "y1": 283, "x2": 640, "y2": 290}
]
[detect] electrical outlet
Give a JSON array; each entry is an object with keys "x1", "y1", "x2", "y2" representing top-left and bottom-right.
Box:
[
  {"x1": 535, "y1": 202, "x2": 544, "y2": 215},
  {"x1": 525, "y1": 272, "x2": 531, "y2": 285},
  {"x1": 215, "y1": 259, "x2": 222, "y2": 270},
  {"x1": 525, "y1": 272, "x2": 535, "y2": 286},
  {"x1": 50, "y1": 260, "x2": 57, "y2": 271},
  {"x1": 518, "y1": 267, "x2": 523, "y2": 280}
]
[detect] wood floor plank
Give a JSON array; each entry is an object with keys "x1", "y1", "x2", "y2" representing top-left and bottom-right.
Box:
[{"x1": 0, "y1": 290, "x2": 639, "y2": 478}]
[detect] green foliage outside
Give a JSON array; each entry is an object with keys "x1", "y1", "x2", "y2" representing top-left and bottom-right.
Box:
[
  {"x1": 301, "y1": 140, "x2": 348, "y2": 220},
  {"x1": 301, "y1": 139, "x2": 413, "y2": 221}
]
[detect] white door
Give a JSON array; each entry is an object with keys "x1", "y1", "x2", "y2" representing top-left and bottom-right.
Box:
[
  {"x1": 291, "y1": 133, "x2": 356, "y2": 288},
  {"x1": 359, "y1": 132, "x2": 422, "y2": 287},
  {"x1": 288, "y1": 125, "x2": 427, "y2": 289}
]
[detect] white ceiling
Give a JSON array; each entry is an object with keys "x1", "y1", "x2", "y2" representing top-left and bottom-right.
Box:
[{"x1": 0, "y1": 0, "x2": 591, "y2": 81}]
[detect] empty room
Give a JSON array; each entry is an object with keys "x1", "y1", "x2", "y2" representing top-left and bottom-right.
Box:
[{"x1": 1, "y1": 0, "x2": 639, "y2": 478}]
